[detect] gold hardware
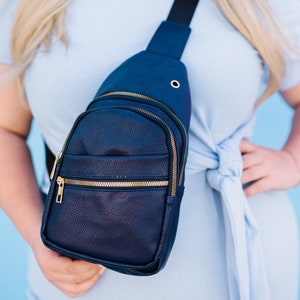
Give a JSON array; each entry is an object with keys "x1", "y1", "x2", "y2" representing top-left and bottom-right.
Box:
[
  {"x1": 62, "y1": 178, "x2": 168, "y2": 188},
  {"x1": 50, "y1": 152, "x2": 62, "y2": 180},
  {"x1": 56, "y1": 176, "x2": 65, "y2": 204},
  {"x1": 133, "y1": 107, "x2": 178, "y2": 196},
  {"x1": 55, "y1": 176, "x2": 169, "y2": 204},
  {"x1": 170, "y1": 80, "x2": 180, "y2": 89},
  {"x1": 96, "y1": 91, "x2": 154, "y2": 101}
]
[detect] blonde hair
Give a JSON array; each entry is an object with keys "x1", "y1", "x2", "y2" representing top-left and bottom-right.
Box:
[
  {"x1": 5, "y1": 0, "x2": 296, "y2": 103},
  {"x1": 9, "y1": 0, "x2": 71, "y2": 101},
  {"x1": 215, "y1": 0, "x2": 292, "y2": 104}
]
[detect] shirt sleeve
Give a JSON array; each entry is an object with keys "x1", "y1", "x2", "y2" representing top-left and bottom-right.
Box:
[
  {"x1": 268, "y1": 0, "x2": 300, "y2": 91},
  {"x1": 0, "y1": 1, "x2": 18, "y2": 64}
]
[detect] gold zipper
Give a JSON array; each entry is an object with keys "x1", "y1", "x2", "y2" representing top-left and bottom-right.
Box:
[
  {"x1": 96, "y1": 91, "x2": 188, "y2": 186},
  {"x1": 55, "y1": 176, "x2": 169, "y2": 204},
  {"x1": 131, "y1": 107, "x2": 178, "y2": 196},
  {"x1": 56, "y1": 176, "x2": 65, "y2": 204},
  {"x1": 50, "y1": 151, "x2": 62, "y2": 180},
  {"x1": 96, "y1": 91, "x2": 154, "y2": 102}
]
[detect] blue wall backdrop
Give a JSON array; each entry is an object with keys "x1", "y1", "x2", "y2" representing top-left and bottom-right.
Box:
[{"x1": 0, "y1": 93, "x2": 299, "y2": 299}]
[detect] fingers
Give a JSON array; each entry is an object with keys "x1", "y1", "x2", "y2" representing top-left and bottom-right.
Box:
[
  {"x1": 240, "y1": 139, "x2": 256, "y2": 154},
  {"x1": 240, "y1": 140, "x2": 264, "y2": 182},
  {"x1": 240, "y1": 139, "x2": 263, "y2": 170},
  {"x1": 240, "y1": 139, "x2": 275, "y2": 196},
  {"x1": 242, "y1": 152, "x2": 261, "y2": 170},
  {"x1": 243, "y1": 177, "x2": 273, "y2": 197},
  {"x1": 48, "y1": 253, "x2": 102, "y2": 275},
  {"x1": 47, "y1": 260, "x2": 104, "y2": 284},
  {"x1": 55, "y1": 267, "x2": 105, "y2": 298},
  {"x1": 34, "y1": 242, "x2": 106, "y2": 298},
  {"x1": 45, "y1": 256, "x2": 105, "y2": 297},
  {"x1": 241, "y1": 163, "x2": 265, "y2": 184},
  {"x1": 239, "y1": 140, "x2": 300, "y2": 196},
  {"x1": 44, "y1": 256, "x2": 106, "y2": 298}
]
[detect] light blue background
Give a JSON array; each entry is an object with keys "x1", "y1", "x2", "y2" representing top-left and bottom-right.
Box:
[{"x1": 0, "y1": 93, "x2": 300, "y2": 299}]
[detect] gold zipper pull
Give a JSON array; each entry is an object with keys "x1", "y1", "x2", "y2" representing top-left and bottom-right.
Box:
[
  {"x1": 56, "y1": 176, "x2": 65, "y2": 204},
  {"x1": 50, "y1": 151, "x2": 62, "y2": 180}
]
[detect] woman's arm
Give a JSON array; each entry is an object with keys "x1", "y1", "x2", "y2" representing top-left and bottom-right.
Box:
[
  {"x1": 0, "y1": 64, "x2": 104, "y2": 298},
  {"x1": 281, "y1": 84, "x2": 300, "y2": 169},
  {"x1": 241, "y1": 82, "x2": 300, "y2": 197}
]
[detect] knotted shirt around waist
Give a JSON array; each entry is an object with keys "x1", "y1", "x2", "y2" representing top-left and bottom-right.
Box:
[{"x1": 185, "y1": 131, "x2": 271, "y2": 300}]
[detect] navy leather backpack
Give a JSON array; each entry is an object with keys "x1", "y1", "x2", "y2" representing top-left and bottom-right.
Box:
[{"x1": 41, "y1": 0, "x2": 199, "y2": 276}]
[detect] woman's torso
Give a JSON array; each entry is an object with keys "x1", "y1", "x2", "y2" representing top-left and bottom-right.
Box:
[{"x1": 20, "y1": 1, "x2": 298, "y2": 299}]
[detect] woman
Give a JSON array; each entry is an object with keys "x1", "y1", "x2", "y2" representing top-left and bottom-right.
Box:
[{"x1": 0, "y1": 0, "x2": 300, "y2": 299}]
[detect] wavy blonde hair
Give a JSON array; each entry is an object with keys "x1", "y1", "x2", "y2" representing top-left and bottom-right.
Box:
[
  {"x1": 4, "y1": 0, "x2": 296, "y2": 103},
  {"x1": 7, "y1": 0, "x2": 71, "y2": 100}
]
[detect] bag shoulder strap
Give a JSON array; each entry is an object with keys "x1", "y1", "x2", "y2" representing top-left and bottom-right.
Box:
[
  {"x1": 146, "y1": 0, "x2": 199, "y2": 59},
  {"x1": 168, "y1": 0, "x2": 199, "y2": 25}
]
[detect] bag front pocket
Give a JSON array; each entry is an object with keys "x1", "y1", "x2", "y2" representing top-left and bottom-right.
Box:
[{"x1": 45, "y1": 176, "x2": 169, "y2": 265}]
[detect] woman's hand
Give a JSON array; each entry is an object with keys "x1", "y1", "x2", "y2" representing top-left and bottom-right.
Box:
[
  {"x1": 32, "y1": 237, "x2": 105, "y2": 298},
  {"x1": 240, "y1": 139, "x2": 300, "y2": 197}
]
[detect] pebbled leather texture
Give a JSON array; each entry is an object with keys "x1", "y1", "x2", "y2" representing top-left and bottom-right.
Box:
[{"x1": 41, "y1": 21, "x2": 191, "y2": 276}]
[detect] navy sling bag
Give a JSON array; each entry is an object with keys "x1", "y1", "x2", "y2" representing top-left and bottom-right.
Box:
[{"x1": 41, "y1": 0, "x2": 199, "y2": 276}]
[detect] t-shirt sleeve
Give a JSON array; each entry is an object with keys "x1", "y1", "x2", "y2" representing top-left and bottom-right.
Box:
[
  {"x1": 268, "y1": 0, "x2": 300, "y2": 91},
  {"x1": 0, "y1": 1, "x2": 18, "y2": 64}
]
